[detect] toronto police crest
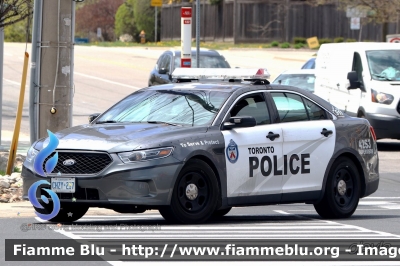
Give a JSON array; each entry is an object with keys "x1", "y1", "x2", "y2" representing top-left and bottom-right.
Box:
[{"x1": 226, "y1": 139, "x2": 239, "y2": 163}]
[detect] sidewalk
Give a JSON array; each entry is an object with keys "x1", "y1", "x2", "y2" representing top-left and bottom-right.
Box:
[{"x1": 0, "y1": 130, "x2": 31, "y2": 155}]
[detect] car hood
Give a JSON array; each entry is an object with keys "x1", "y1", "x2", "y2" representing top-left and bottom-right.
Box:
[{"x1": 35, "y1": 123, "x2": 208, "y2": 153}]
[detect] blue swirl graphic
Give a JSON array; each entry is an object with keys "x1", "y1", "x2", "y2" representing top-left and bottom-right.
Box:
[
  {"x1": 28, "y1": 180, "x2": 61, "y2": 220},
  {"x1": 34, "y1": 130, "x2": 59, "y2": 177}
]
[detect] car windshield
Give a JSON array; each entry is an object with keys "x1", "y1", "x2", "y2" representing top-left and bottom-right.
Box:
[
  {"x1": 174, "y1": 55, "x2": 230, "y2": 69},
  {"x1": 367, "y1": 50, "x2": 400, "y2": 81},
  {"x1": 96, "y1": 90, "x2": 230, "y2": 126},
  {"x1": 273, "y1": 74, "x2": 315, "y2": 92}
]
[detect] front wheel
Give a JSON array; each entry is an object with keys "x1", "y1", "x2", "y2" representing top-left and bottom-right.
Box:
[
  {"x1": 159, "y1": 159, "x2": 219, "y2": 224},
  {"x1": 314, "y1": 157, "x2": 360, "y2": 219},
  {"x1": 213, "y1": 207, "x2": 232, "y2": 217},
  {"x1": 34, "y1": 204, "x2": 89, "y2": 223}
]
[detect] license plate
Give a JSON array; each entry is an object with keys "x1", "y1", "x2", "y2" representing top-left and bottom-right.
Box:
[{"x1": 51, "y1": 178, "x2": 75, "y2": 193}]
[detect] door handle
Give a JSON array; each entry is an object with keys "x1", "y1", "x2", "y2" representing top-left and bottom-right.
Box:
[
  {"x1": 321, "y1": 128, "x2": 333, "y2": 137},
  {"x1": 266, "y1": 131, "x2": 280, "y2": 141}
]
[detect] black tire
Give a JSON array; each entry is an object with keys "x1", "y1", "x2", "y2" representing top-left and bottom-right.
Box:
[
  {"x1": 34, "y1": 204, "x2": 89, "y2": 223},
  {"x1": 159, "y1": 159, "x2": 219, "y2": 224},
  {"x1": 314, "y1": 157, "x2": 360, "y2": 219},
  {"x1": 213, "y1": 207, "x2": 232, "y2": 217}
]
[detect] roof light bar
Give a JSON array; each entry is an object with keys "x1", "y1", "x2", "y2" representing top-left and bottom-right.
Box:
[{"x1": 171, "y1": 68, "x2": 271, "y2": 80}]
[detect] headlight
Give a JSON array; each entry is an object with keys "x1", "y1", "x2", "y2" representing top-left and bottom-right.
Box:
[
  {"x1": 118, "y1": 147, "x2": 174, "y2": 163},
  {"x1": 26, "y1": 146, "x2": 39, "y2": 163},
  {"x1": 371, "y1": 89, "x2": 394, "y2": 105}
]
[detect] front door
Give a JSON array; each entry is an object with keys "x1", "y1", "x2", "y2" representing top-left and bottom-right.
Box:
[{"x1": 221, "y1": 92, "x2": 283, "y2": 204}]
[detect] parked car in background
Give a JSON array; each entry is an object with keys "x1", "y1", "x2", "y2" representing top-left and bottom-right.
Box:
[
  {"x1": 148, "y1": 48, "x2": 231, "y2": 86},
  {"x1": 301, "y1": 57, "x2": 316, "y2": 69},
  {"x1": 272, "y1": 69, "x2": 316, "y2": 93}
]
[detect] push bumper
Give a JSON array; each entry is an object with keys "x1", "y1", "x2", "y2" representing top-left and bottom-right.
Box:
[{"x1": 22, "y1": 160, "x2": 183, "y2": 208}]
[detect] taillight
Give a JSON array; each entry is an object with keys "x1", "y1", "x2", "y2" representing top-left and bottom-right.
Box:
[{"x1": 370, "y1": 126, "x2": 377, "y2": 141}]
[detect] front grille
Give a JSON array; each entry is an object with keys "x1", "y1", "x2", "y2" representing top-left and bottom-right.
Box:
[
  {"x1": 397, "y1": 101, "x2": 400, "y2": 115},
  {"x1": 43, "y1": 152, "x2": 112, "y2": 175}
]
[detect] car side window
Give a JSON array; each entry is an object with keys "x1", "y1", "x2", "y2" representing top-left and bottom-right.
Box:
[
  {"x1": 229, "y1": 94, "x2": 270, "y2": 125},
  {"x1": 157, "y1": 55, "x2": 165, "y2": 70},
  {"x1": 162, "y1": 55, "x2": 171, "y2": 72},
  {"x1": 271, "y1": 92, "x2": 308, "y2": 122},
  {"x1": 303, "y1": 98, "x2": 327, "y2": 120}
]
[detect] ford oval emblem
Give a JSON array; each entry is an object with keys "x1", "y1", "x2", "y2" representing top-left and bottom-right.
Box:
[{"x1": 63, "y1": 159, "x2": 76, "y2": 166}]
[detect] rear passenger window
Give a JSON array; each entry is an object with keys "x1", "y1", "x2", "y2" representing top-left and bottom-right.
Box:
[
  {"x1": 271, "y1": 92, "x2": 308, "y2": 122},
  {"x1": 303, "y1": 98, "x2": 327, "y2": 120},
  {"x1": 271, "y1": 92, "x2": 328, "y2": 122},
  {"x1": 229, "y1": 94, "x2": 270, "y2": 125}
]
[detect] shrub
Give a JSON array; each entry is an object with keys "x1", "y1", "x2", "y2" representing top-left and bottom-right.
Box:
[
  {"x1": 293, "y1": 37, "x2": 307, "y2": 44},
  {"x1": 346, "y1": 38, "x2": 357, "y2": 42},
  {"x1": 294, "y1": 43, "x2": 304, "y2": 49},
  {"x1": 334, "y1": 37, "x2": 344, "y2": 43},
  {"x1": 280, "y1": 42, "x2": 291, "y2": 48},
  {"x1": 319, "y1": 38, "x2": 332, "y2": 44},
  {"x1": 270, "y1": 41, "x2": 279, "y2": 47}
]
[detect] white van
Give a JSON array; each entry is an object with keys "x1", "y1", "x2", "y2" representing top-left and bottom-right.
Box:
[{"x1": 314, "y1": 42, "x2": 400, "y2": 139}]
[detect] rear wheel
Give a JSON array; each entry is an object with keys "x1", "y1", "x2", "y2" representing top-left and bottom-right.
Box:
[
  {"x1": 159, "y1": 159, "x2": 219, "y2": 224},
  {"x1": 314, "y1": 157, "x2": 360, "y2": 219}
]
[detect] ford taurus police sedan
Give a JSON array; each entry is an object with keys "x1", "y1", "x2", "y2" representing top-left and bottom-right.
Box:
[{"x1": 22, "y1": 68, "x2": 379, "y2": 224}]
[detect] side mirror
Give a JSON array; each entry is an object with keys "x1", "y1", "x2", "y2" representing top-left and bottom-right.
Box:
[
  {"x1": 158, "y1": 68, "x2": 168, "y2": 74},
  {"x1": 222, "y1": 116, "x2": 257, "y2": 130},
  {"x1": 347, "y1": 71, "x2": 361, "y2": 90},
  {"x1": 88, "y1": 113, "x2": 101, "y2": 123}
]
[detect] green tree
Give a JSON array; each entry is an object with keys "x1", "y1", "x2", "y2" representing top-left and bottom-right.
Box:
[
  {"x1": 114, "y1": 0, "x2": 138, "y2": 40},
  {"x1": 4, "y1": 19, "x2": 26, "y2": 42},
  {"x1": 133, "y1": 0, "x2": 156, "y2": 42},
  {"x1": 0, "y1": 0, "x2": 32, "y2": 28}
]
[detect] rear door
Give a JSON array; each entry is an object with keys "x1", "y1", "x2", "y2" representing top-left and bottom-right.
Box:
[
  {"x1": 270, "y1": 91, "x2": 336, "y2": 201},
  {"x1": 221, "y1": 92, "x2": 283, "y2": 203}
]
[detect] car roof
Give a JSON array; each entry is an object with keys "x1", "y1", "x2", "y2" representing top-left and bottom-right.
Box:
[
  {"x1": 144, "y1": 81, "x2": 335, "y2": 113},
  {"x1": 165, "y1": 48, "x2": 223, "y2": 56},
  {"x1": 278, "y1": 69, "x2": 315, "y2": 75}
]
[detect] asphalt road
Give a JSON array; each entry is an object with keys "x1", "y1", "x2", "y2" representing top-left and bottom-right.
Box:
[{"x1": 2, "y1": 43, "x2": 400, "y2": 266}]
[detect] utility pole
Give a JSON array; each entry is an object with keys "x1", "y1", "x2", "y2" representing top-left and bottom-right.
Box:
[{"x1": 29, "y1": 0, "x2": 74, "y2": 142}]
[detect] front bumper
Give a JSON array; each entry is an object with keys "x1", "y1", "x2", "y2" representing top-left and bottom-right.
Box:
[
  {"x1": 366, "y1": 113, "x2": 400, "y2": 139},
  {"x1": 22, "y1": 160, "x2": 183, "y2": 208}
]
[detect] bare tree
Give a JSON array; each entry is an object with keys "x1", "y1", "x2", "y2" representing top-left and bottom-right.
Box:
[
  {"x1": 248, "y1": 0, "x2": 289, "y2": 42},
  {"x1": 306, "y1": 0, "x2": 400, "y2": 41},
  {"x1": 0, "y1": 0, "x2": 33, "y2": 28},
  {"x1": 75, "y1": 0, "x2": 123, "y2": 41}
]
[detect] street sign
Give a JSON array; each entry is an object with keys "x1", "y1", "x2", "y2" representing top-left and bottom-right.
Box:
[
  {"x1": 151, "y1": 0, "x2": 162, "y2": 7},
  {"x1": 307, "y1": 37, "x2": 319, "y2": 49},
  {"x1": 350, "y1": 17, "x2": 360, "y2": 30},
  {"x1": 387, "y1": 34, "x2": 400, "y2": 43}
]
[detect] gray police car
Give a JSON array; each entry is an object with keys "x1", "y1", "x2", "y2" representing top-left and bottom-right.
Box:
[{"x1": 22, "y1": 68, "x2": 379, "y2": 224}]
